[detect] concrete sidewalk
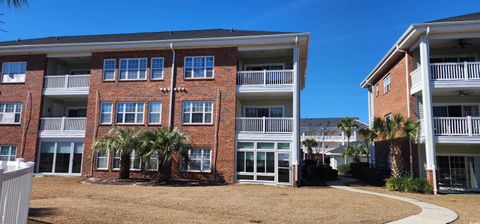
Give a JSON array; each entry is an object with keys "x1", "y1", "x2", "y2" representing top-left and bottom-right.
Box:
[{"x1": 328, "y1": 178, "x2": 458, "y2": 224}]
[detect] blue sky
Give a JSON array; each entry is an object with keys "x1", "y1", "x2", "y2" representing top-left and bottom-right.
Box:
[{"x1": 1, "y1": 0, "x2": 479, "y2": 122}]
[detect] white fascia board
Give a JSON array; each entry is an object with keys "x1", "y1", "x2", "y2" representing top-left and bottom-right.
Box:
[{"x1": 0, "y1": 33, "x2": 310, "y2": 55}]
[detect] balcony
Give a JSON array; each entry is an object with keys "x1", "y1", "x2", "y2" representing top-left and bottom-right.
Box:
[
  {"x1": 39, "y1": 117, "x2": 87, "y2": 138},
  {"x1": 43, "y1": 74, "x2": 90, "y2": 96},
  {"x1": 236, "y1": 117, "x2": 293, "y2": 133},
  {"x1": 301, "y1": 135, "x2": 351, "y2": 142},
  {"x1": 419, "y1": 116, "x2": 480, "y2": 143},
  {"x1": 236, "y1": 70, "x2": 294, "y2": 94}
]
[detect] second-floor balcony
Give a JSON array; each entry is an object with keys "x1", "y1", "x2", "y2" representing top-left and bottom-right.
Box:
[
  {"x1": 236, "y1": 117, "x2": 293, "y2": 133},
  {"x1": 236, "y1": 70, "x2": 294, "y2": 93},
  {"x1": 419, "y1": 116, "x2": 480, "y2": 143},
  {"x1": 43, "y1": 74, "x2": 90, "y2": 96},
  {"x1": 39, "y1": 117, "x2": 87, "y2": 138}
]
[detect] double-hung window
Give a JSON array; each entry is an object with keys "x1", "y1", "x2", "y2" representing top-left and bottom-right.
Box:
[
  {"x1": 0, "y1": 103, "x2": 22, "y2": 124},
  {"x1": 2, "y1": 62, "x2": 26, "y2": 83},
  {"x1": 112, "y1": 150, "x2": 140, "y2": 170},
  {"x1": 383, "y1": 75, "x2": 391, "y2": 94},
  {"x1": 119, "y1": 58, "x2": 147, "y2": 80},
  {"x1": 0, "y1": 145, "x2": 16, "y2": 161},
  {"x1": 116, "y1": 102, "x2": 144, "y2": 124},
  {"x1": 103, "y1": 59, "x2": 116, "y2": 81},
  {"x1": 182, "y1": 149, "x2": 211, "y2": 172},
  {"x1": 182, "y1": 101, "x2": 213, "y2": 124},
  {"x1": 100, "y1": 102, "x2": 113, "y2": 124},
  {"x1": 148, "y1": 102, "x2": 162, "y2": 124},
  {"x1": 184, "y1": 56, "x2": 214, "y2": 79},
  {"x1": 151, "y1": 57, "x2": 164, "y2": 80},
  {"x1": 96, "y1": 150, "x2": 108, "y2": 169}
]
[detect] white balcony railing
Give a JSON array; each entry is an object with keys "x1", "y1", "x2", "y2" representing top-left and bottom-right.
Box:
[
  {"x1": 237, "y1": 70, "x2": 294, "y2": 86},
  {"x1": 40, "y1": 117, "x2": 87, "y2": 132},
  {"x1": 301, "y1": 135, "x2": 351, "y2": 142},
  {"x1": 430, "y1": 62, "x2": 480, "y2": 80},
  {"x1": 410, "y1": 67, "x2": 422, "y2": 88},
  {"x1": 425, "y1": 116, "x2": 480, "y2": 136},
  {"x1": 236, "y1": 117, "x2": 293, "y2": 133},
  {"x1": 44, "y1": 74, "x2": 90, "y2": 89}
]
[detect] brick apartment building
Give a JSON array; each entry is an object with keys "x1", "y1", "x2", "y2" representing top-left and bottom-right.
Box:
[
  {"x1": 0, "y1": 29, "x2": 310, "y2": 186},
  {"x1": 361, "y1": 13, "x2": 480, "y2": 193}
]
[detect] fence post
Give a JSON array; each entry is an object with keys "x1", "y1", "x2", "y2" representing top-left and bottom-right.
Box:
[{"x1": 467, "y1": 116, "x2": 473, "y2": 136}]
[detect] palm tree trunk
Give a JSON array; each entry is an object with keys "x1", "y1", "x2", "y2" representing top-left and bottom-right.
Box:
[
  {"x1": 389, "y1": 144, "x2": 404, "y2": 177},
  {"x1": 119, "y1": 152, "x2": 131, "y2": 179},
  {"x1": 344, "y1": 136, "x2": 350, "y2": 164}
]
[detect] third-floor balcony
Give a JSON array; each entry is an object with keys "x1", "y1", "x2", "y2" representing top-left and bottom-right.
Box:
[
  {"x1": 43, "y1": 74, "x2": 90, "y2": 96},
  {"x1": 236, "y1": 70, "x2": 294, "y2": 93}
]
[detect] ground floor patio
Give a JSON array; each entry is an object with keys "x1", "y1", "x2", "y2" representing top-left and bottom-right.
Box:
[{"x1": 28, "y1": 177, "x2": 419, "y2": 224}]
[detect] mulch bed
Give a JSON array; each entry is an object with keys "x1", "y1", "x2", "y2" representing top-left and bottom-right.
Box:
[{"x1": 82, "y1": 177, "x2": 227, "y2": 187}]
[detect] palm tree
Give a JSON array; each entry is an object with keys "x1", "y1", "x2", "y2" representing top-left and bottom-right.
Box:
[
  {"x1": 348, "y1": 144, "x2": 368, "y2": 163},
  {"x1": 138, "y1": 128, "x2": 191, "y2": 182},
  {"x1": 358, "y1": 127, "x2": 377, "y2": 165},
  {"x1": 373, "y1": 114, "x2": 419, "y2": 177},
  {"x1": 92, "y1": 127, "x2": 140, "y2": 179},
  {"x1": 1, "y1": 0, "x2": 28, "y2": 8},
  {"x1": 337, "y1": 118, "x2": 358, "y2": 163},
  {"x1": 302, "y1": 138, "x2": 318, "y2": 160}
]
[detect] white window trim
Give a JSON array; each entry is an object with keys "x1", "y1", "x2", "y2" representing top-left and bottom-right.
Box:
[
  {"x1": 244, "y1": 63, "x2": 285, "y2": 71},
  {"x1": 182, "y1": 101, "x2": 213, "y2": 125},
  {"x1": 150, "y1": 57, "x2": 165, "y2": 80},
  {"x1": 96, "y1": 150, "x2": 109, "y2": 170},
  {"x1": 148, "y1": 102, "x2": 162, "y2": 125},
  {"x1": 184, "y1": 56, "x2": 215, "y2": 79},
  {"x1": 383, "y1": 74, "x2": 391, "y2": 94},
  {"x1": 0, "y1": 145, "x2": 16, "y2": 161},
  {"x1": 118, "y1": 58, "x2": 148, "y2": 81},
  {"x1": 243, "y1": 105, "x2": 285, "y2": 117},
  {"x1": 1, "y1": 62, "x2": 26, "y2": 83},
  {"x1": 182, "y1": 148, "x2": 211, "y2": 172},
  {"x1": 100, "y1": 102, "x2": 113, "y2": 124},
  {"x1": 0, "y1": 103, "x2": 22, "y2": 124},
  {"x1": 103, "y1": 59, "x2": 116, "y2": 81},
  {"x1": 112, "y1": 150, "x2": 141, "y2": 171},
  {"x1": 116, "y1": 102, "x2": 145, "y2": 125}
]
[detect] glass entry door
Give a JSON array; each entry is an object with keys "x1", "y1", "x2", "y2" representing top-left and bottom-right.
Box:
[
  {"x1": 277, "y1": 152, "x2": 290, "y2": 184},
  {"x1": 38, "y1": 141, "x2": 84, "y2": 175},
  {"x1": 437, "y1": 155, "x2": 480, "y2": 192}
]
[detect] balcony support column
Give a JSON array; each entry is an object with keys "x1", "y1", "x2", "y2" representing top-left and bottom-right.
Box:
[
  {"x1": 292, "y1": 38, "x2": 300, "y2": 185},
  {"x1": 420, "y1": 34, "x2": 438, "y2": 194}
]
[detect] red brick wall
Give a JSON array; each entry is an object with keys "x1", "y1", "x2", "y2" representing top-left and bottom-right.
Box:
[
  {"x1": 0, "y1": 54, "x2": 46, "y2": 162},
  {"x1": 83, "y1": 48, "x2": 237, "y2": 183}
]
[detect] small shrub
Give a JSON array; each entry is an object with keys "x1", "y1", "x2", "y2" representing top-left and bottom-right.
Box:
[
  {"x1": 386, "y1": 176, "x2": 431, "y2": 194},
  {"x1": 337, "y1": 164, "x2": 350, "y2": 175}
]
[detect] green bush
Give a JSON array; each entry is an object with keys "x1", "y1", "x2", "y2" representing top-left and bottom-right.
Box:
[
  {"x1": 337, "y1": 164, "x2": 350, "y2": 175},
  {"x1": 386, "y1": 176, "x2": 431, "y2": 194}
]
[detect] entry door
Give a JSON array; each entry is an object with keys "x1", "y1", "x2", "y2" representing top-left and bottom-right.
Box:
[
  {"x1": 437, "y1": 156, "x2": 467, "y2": 191},
  {"x1": 277, "y1": 152, "x2": 290, "y2": 184},
  {"x1": 38, "y1": 141, "x2": 84, "y2": 174}
]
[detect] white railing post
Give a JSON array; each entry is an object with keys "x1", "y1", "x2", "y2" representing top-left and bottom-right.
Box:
[
  {"x1": 61, "y1": 117, "x2": 66, "y2": 133},
  {"x1": 263, "y1": 70, "x2": 267, "y2": 86},
  {"x1": 64, "y1": 74, "x2": 69, "y2": 89},
  {"x1": 262, "y1": 116, "x2": 266, "y2": 133},
  {"x1": 464, "y1": 61, "x2": 469, "y2": 80},
  {"x1": 467, "y1": 116, "x2": 473, "y2": 136}
]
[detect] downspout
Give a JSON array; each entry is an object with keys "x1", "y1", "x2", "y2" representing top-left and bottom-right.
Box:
[
  {"x1": 20, "y1": 91, "x2": 32, "y2": 158},
  {"x1": 90, "y1": 90, "x2": 100, "y2": 177},
  {"x1": 168, "y1": 42, "x2": 176, "y2": 129},
  {"x1": 212, "y1": 90, "x2": 221, "y2": 182}
]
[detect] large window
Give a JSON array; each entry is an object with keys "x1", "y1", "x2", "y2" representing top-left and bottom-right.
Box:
[
  {"x1": 100, "y1": 102, "x2": 113, "y2": 124},
  {"x1": 151, "y1": 57, "x2": 164, "y2": 80},
  {"x1": 0, "y1": 103, "x2": 22, "y2": 124},
  {"x1": 119, "y1": 58, "x2": 147, "y2": 80},
  {"x1": 245, "y1": 107, "x2": 283, "y2": 117},
  {"x1": 182, "y1": 101, "x2": 213, "y2": 124},
  {"x1": 112, "y1": 150, "x2": 141, "y2": 170},
  {"x1": 148, "y1": 102, "x2": 162, "y2": 124},
  {"x1": 184, "y1": 56, "x2": 214, "y2": 79},
  {"x1": 383, "y1": 74, "x2": 391, "y2": 94},
  {"x1": 0, "y1": 145, "x2": 16, "y2": 161},
  {"x1": 2, "y1": 62, "x2": 26, "y2": 83},
  {"x1": 96, "y1": 150, "x2": 108, "y2": 169},
  {"x1": 116, "y1": 102, "x2": 144, "y2": 124},
  {"x1": 182, "y1": 149, "x2": 211, "y2": 172},
  {"x1": 103, "y1": 59, "x2": 116, "y2": 81}
]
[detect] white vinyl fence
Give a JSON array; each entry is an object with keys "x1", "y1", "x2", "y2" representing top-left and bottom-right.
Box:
[{"x1": 0, "y1": 159, "x2": 34, "y2": 224}]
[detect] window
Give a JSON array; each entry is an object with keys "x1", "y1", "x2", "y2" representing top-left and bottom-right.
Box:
[
  {"x1": 2, "y1": 62, "x2": 26, "y2": 83},
  {"x1": 0, "y1": 145, "x2": 16, "y2": 161},
  {"x1": 116, "y1": 102, "x2": 144, "y2": 124},
  {"x1": 383, "y1": 75, "x2": 391, "y2": 94},
  {"x1": 145, "y1": 154, "x2": 158, "y2": 171},
  {"x1": 103, "y1": 59, "x2": 116, "y2": 81},
  {"x1": 182, "y1": 101, "x2": 213, "y2": 124},
  {"x1": 245, "y1": 107, "x2": 283, "y2": 118},
  {"x1": 112, "y1": 150, "x2": 140, "y2": 170},
  {"x1": 151, "y1": 57, "x2": 164, "y2": 80},
  {"x1": 182, "y1": 149, "x2": 211, "y2": 172},
  {"x1": 67, "y1": 108, "x2": 87, "y2": 117},
  {"x1": 100, "y1": 102, "x2": 113, "y2": 124},
  {"x1": 119, "y1": 58, "x2": 147, "y2": 80},
  {"x1": 375, "y1": 84, "x2": 379, "y2": 96},
  {"x1": 184, "y1": 56, "x2": 214, "y2": 79},
  {"x1": 0, "y1": 103, "x2": 22, "y2": 124},
  {"x1": 245, "y1": 64, "x2": 284, "y2": 71},
  {"x1": 385, "y1": 113, "x2": 393, "y2": 121},
  {"x1": 96, "y1": 150, "x2": 108, "y2": 169},
  {"x1": 148, "y1": 102, "x2": 162, "y2": 124}
]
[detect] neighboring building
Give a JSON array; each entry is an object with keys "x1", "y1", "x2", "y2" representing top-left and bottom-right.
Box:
[
  {"x1": 360, "y1": 12, "x2": 480, "y2": 193},
  {"x1": 0, "y1": 29, "x2": 310, "y2": 186},
  {"x1": 300, "y1": 118, "x2": 368, "y2": 169}
]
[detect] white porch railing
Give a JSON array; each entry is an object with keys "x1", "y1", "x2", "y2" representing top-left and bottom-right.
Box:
[
  {"x1": 236, "y1": 117, "x2": 293, "y2": 133},
  {"x1": 431, "y1": 116, "x2": 480, "y2": 136},
  {"x1": 44, "y1": 74, "x2": 90, "y2": 89},
  {"x1": 40, "y1": 117, "x2": 87, "y2": 132},
  {"x1": 410, "y1": 67, "x2": 422, "y2": 87},
  {"x1": 236, "y1": 70, "x2": 294, "y2": 86},
  {"x1": 301, "y1": 135, "x2": 350, "y2": 142},
  {"x1": 0, "y1": 159, "x2": 34, "y2": 224},
  {"x1": 430, "y1": 62, "x2": 480, "y2": 80}
]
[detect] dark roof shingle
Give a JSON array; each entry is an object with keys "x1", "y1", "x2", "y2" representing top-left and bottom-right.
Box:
[
  {"x1": 0, "y1": 29, "x2": 292, "y2": 47},
  {"x1": 425, "y1": 12, "x2": 480, "y2": 23}
]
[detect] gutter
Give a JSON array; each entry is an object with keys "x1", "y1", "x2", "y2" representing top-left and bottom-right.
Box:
[{"x1": 168, "y1": 42, "x2": 175, "y2": 129}]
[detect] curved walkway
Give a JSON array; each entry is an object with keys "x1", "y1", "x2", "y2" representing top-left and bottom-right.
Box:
[{"x1": 328, "y1": 177, "x2": 458, "y2": 224}]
